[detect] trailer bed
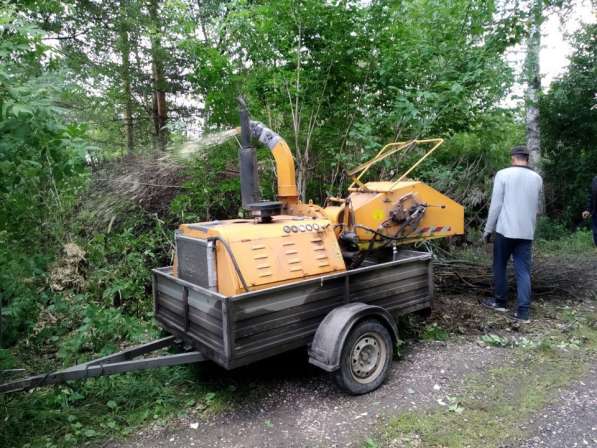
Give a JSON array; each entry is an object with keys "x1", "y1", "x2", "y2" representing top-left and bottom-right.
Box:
[{"x1": 153, "y1": 250, "x2": 432, "y2": 369}]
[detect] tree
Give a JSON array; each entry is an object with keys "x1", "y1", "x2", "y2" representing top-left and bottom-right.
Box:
[
  {"x1": 540, "y1": 23, "x2": 597, "y2": 225},
  {"x1": 18, "y1": 0, "x2": 186, "y2": 157},
  {"x1": 148, "y1": 0, "x2": 169, "y2": 150},
  {"x1": 118, "y1": 0, "x2": 135, "y2": 153},
  {"x1": 180, "y1": 0, "x2": 524, "y2": 201},
  {"x1": 523, "y1": 0, "x2": 578, "y2": 173},
  {"x1": 524, "y1": 0, "x2": 543, "y2": 171}
]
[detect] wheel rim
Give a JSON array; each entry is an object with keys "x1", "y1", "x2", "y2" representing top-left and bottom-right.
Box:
[{"x1": 349, "y1": 331, "x2": 387, "y2": 384}]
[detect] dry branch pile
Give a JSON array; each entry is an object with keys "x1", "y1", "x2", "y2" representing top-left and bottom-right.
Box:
[
  {"x1": 84, "y1": 154, "x2": 189, "y2": 224},
  {"x1": 434, "y1": 257, "x2": 589, "y2": 300},
  {"x1": 83, "y1": 131, "x2": 241, "y2": 225}
]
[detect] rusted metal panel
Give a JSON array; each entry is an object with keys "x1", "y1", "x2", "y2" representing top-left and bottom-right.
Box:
[{"x1": 154, "y1": 268, "x2": 226, "y2": 364}]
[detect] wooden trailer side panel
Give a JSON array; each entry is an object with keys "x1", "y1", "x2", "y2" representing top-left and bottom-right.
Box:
[
  {"x1": 153, "y1": 268, "x2": 228, "y2": 366},
  {"x1": 229, "y1": 276, "x2": 346, "y2": 368},
  {"x1": 349, "y1": 259, "x2": 432, "y2": 315}
]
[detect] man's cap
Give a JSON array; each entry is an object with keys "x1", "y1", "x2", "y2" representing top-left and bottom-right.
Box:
[{"x1": 511, "y1": 145, "x2": 529, "y2": 156}]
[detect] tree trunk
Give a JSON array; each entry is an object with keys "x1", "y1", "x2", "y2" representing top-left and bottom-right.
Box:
[
  {"x1": 149, "y1": 0, "x2": 168, "y2": 150},
  {"x1": 525, "y1": 0, "x2": 543, "y2": 173},
  {"x1": 119, "y1": 0, "x2": 134, "y2": 154}
]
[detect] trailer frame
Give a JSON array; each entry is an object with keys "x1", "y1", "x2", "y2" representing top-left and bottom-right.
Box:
[{"x1": 0, "y1": 336, "x2": 203, "y2": 393}]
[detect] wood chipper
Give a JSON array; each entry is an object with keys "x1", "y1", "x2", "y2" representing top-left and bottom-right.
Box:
[{"x1": 1, "y1": 98, "x2": 464, "y2": 396}]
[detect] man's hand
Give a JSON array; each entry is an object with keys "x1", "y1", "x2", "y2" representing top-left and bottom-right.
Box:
[
  {"x1": 482, "y1": 232, "x2": 492, "y2": 244},
  {"x1": 582, "y1": 210, "x2": 591, "y2": 220}
]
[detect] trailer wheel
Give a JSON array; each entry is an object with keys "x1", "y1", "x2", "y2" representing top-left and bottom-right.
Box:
[{"x1": 334, "y1": 319, "x2": 393, "y2": 395}]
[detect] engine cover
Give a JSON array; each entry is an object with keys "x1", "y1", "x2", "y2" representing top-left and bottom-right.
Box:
[{"x1": 175, "y1": 216, "x2": 346, "y2": 296}]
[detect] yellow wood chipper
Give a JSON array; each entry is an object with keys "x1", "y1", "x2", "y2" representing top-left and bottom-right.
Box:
[{"x1": 174, "y1": 98, "x2": 464, "y2": 296}]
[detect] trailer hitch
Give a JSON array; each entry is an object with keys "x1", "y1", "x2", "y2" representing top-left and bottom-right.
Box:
[{"x1": 0, "y1": 335, "x2": 204, "y2": 394}]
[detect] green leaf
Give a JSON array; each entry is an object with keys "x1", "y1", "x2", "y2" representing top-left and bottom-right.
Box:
[
  {"x1": 83, "y1": 429, "x2": 97, "y2": 438},
  {"x1": 10, "y1": 103, "x2": 34, "y2": 116}
]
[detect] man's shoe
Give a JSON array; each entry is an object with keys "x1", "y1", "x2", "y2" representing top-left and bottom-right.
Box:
[
  {"x1": 513, "y1": 312, "x2": 531, "y2": 323},
  {"x1": 482, "y1": 299, "x2": 507, "y2": 313}
]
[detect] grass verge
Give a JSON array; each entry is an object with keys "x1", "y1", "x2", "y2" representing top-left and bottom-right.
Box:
[
  {"x1": 365, "y1": 309, "x2": 597, "y2": 448},
  {"x1": 0, "y1": 361, "x2": 239, "y2": 448}
]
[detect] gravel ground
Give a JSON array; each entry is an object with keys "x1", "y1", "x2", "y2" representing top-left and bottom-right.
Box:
[
  {"x1": 109, "y1": 255, "x2": 597, "y2": 448},
  {"x1": 111, "y1": 340, "x2": 506, "y2": 448},
  {"x1": 518, "y1": 361, "x2": 597, "y2": 448}
]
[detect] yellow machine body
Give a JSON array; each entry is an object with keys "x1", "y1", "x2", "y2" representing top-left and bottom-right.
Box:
[
  {"x1": 323, "y1": 139, "x2": 464, "y2": 250},
  {"x1": 325, "y1": 180, "x2": 464, "y2": 249},
  {"x1": 176, "y1": 216, "x2": 345, "y2": 297}
]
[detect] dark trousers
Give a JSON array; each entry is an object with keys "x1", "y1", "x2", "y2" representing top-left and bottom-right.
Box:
[
  {"x1": 493, "y1": 233, "x2": 533, "y2": 318},
  {"x1": 593, "y1": 217, "x2": 597, "y2": 247}
]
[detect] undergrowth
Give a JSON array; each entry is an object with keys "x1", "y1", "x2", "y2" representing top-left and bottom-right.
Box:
[
  {"x1": 0, "y1": 365, "x2": 229, "y2": 448},
  {"x1": 535, "y1": 228, "x2": 594, "y2": 256},
  {"x1": 0, "y1": 199, "x2": 226, "y2": 447}
]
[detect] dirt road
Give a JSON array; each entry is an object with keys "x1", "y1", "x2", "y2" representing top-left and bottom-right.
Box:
[
  {"x1": 519, "y1": 362, "x2": 597, "y2": 448},
  {"x1": 110, "y1": 297, "x2": 596, "y2": 448},
  {"x1": 113, "y1": 340, "x2": 507, "y2": 448},
  {"x1": 111, "y1": 254, "x2": 597, "y2": 448}
]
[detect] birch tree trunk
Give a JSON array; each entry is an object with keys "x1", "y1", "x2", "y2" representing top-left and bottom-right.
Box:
[{"x1": 525, "y1": 0, "x2": 543, "y2": 173}]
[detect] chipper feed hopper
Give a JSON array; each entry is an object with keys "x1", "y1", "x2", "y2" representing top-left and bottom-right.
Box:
[{"x1": 1, "y1": 98, "x2": 464, "y2": 396}]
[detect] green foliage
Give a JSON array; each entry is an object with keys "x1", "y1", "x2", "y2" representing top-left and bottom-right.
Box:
[
  {"x1": 0, "y1": 6, "x2": 89, "y2": 346},
  {"x1": 394, "y1": 337, "x2": 407, "y2": 358},
  {"x1": 534, "y1": 216, "x2": 568, "y2": 241},
  {"x1": 0, "y1": 6, "x2": 88, "y2": 242},
  {"x1": 479, "y1": 333, "x2": 510, "y2": 347},
  {"x1": 56, "y1": 301, "x2": 148, "y2": 365},
  {"x1": 179, "y1": 0, "x2": 524, "y2": 201},
  {"x1": 170, "y1": 141, "x2": 243, "y2": 221},
  {"x1": 82, "y1": 212, "x2": 172, "y2": 315},
  {"x1": 421, "y1": 323, "x2": 449, "y2": 341},
  {"x1": 0, "y1": 238, "x2": 53, "y2": 346},
  {"x1": 540, "y1": 23, "x2": 597, "y2": 226},
  {"x1": 21, "y1": 0, "x2": 179, "y2": 155},
  {"x1": 535, "y1": 228, "x2": 593, "y2": 255},
  {"x1": 0, "y1": 364, "x2": 226, "y2": 448},
  {"x1": 363, "y1": 438, "x2": 380, "y2": 448}
]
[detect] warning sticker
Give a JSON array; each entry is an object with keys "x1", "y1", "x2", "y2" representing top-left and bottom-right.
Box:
[{"x1": 373, "y1": 209, "x2": 385, "y2": 221}]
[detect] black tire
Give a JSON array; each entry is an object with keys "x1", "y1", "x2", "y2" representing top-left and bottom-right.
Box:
[{"x1": 334, "y1": 319, "x2": 393, "y2": 395}]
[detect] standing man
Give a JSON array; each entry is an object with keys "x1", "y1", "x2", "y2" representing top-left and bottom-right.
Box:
[
  {"x1": 581, "y1": 176, "x2": 597, "y2": 247},
  {"x1": 482, "y1": 146, "x2": 543, "y2": 323}
]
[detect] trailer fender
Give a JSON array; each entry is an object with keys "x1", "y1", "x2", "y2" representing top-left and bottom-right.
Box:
[{"x1": 308, "y1": 303, "x2": 398, "y2": 372}]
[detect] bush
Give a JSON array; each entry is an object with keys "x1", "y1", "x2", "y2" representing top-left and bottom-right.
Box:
[
  {"x1": 535, "y1": 217, "x2": 568, "y2": 241},
  {"x1": 535, "y1": 229, "x2": 593, "y2": 255}
]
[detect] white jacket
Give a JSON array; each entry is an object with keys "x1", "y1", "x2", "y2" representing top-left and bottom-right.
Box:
[{"x1": 484, "y1": 166, "x2": 543, "y2": 240}]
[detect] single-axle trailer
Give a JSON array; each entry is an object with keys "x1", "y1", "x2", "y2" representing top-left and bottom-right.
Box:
[{"x1": 1, "y1": 250, "x2": 432, "y2": 395}]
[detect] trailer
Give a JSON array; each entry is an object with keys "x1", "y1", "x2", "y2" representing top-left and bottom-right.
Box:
[{"x1": 0, "y1": 250, "x2": 432, "y2": 395}]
